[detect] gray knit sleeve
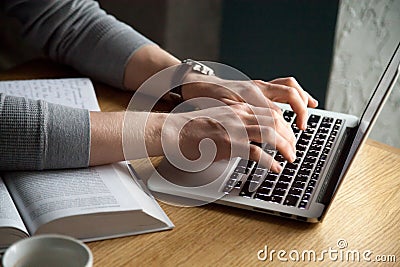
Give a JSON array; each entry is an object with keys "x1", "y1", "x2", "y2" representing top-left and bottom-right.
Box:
[
  {"x1": 0, "y1": 93, "x2": 90, "y2": 171},
  {"x1": 4, "y1": 0, "x2": 155, "y2": 89}
]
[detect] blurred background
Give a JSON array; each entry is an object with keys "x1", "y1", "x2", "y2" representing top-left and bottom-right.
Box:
[{"x1": 0, "y1": 0, "x2": 399, "y2": 147}]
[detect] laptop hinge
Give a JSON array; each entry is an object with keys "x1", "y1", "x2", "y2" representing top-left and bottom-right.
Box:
[{"x1": 317, "y1": 126, "x2": 357, "y2": 204}]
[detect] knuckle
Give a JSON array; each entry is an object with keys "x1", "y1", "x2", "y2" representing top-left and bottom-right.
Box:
[
  {"x1": 270, "y1": 109, "x2": 281, "y2": 120},
  {"x1": 263, "y1": 127, "x2": 276, "y2": 143},
  {"x1": 221, "y1": 131, "x2": 231, "y2": 146},
  {"x1": 286, "y1": 76, "x2": 297, "y2": 84},
  {"x1": 249, "y1": 145, "x2": 261, "y2": 157},
  {"x1": 286, "y1": 86, "x2": 297, "y2": 95}
]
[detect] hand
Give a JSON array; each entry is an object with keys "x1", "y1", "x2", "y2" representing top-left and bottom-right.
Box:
[
  {"x1": 162, "y1": 103, "x2": 296, "y2": 173},
  {"x1": 181, "y1": 74, "x2": 318, "y2": 130},
  {"x1": 90, "y1": 104, "x2": 295, "y2": 173}
]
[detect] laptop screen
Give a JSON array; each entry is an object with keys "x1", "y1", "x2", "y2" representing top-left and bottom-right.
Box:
[{"x1": 339, "y1": 42, "x2": 400, "y2": 186}]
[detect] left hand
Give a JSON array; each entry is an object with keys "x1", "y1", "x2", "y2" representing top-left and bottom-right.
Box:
[{"x1": 181, "y1": 74, "x2": 318, "y2": 130}]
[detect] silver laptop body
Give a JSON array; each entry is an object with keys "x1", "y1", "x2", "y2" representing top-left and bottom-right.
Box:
[{"x1": 147, "y1": 42, "x2": 400, "y2": 222}]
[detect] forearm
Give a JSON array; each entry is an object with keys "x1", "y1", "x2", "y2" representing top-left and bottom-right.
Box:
[
  {"x1": 123, "y1": 45, "x2": 180, "y2": 91},
  {"x1": 0, "y1": 94, "x2": 90, "y2": 171},
  {"x1": 89, "y1": 111, "x2": 168, "y2": 166},
  {"x1": 4, "y1": 0, "x2": 155, "y2": 89}
]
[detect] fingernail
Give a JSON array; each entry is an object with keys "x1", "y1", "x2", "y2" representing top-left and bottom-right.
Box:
[
  {"x1": 276, "y1": 164, "x2": 283, "y2": 173},
  {"x1": 291, "y1": 152, "x2": 296, "y2": 162},
  {"x1": 313, "y1": 99, "x2": 319, "y2": 106}
]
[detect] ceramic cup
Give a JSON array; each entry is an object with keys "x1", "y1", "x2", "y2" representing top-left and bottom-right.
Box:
[{"x1": 2, "y1": 234, "x2": 93, "y2": 267}]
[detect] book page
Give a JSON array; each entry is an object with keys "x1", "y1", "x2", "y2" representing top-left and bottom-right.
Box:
[
  {"x1": 3, "y1": 165, "x2": 142, "y2": 235},
  {"x1": 0, "y1": 177, "x2": 28, "y2": 249},
  {"x1": 0, "y1": 78, "x2": 100, "y2": 111}
]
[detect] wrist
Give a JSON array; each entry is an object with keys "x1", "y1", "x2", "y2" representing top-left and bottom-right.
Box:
[
  {"x1": 144, "y1": 112, "x2": 169, "y2": 157},
  {"x1": 170, "y1": 59, "x2": 217, "y2": 102},
  {"x1": 181, "y1": 73, "x2": 222, "y2": 100}
]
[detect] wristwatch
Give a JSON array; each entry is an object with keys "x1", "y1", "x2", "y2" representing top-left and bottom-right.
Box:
[{"x1": 170, "y1": 59, "x2": 215, "y2": 102}]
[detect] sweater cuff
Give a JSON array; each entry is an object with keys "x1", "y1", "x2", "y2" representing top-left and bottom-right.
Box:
[{"x1": 44, "y1": 103, "x2": 90, "y2": 169}]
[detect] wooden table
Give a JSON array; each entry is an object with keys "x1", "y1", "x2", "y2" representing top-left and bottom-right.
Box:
[{"x1": 1, "y1": 60, "x2": 399, "y2": 266}]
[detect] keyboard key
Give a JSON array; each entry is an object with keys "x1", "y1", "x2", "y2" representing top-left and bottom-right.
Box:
[
  {"x1": 234, "y1": 166, "x2": 247, "y2": 174},
  {"x1": 307, "y1": 150, "x2": 319, "y2": 157},
  {"x1": 322, "y1": 117, "x2": 334, "y2": 124},
  {"x1": 237, "y1": 159, "x2": 254, "y2": 174},
  {"x1": 317, "y1": 159, "x2": 326, "y2": 168},
  {"x1": 284, "y1": 195, "x2": 300, "y2": 206},
  {"x1": 257, "y1": 186, "x2": 272, "y2": 195},
  {"x1": 308, "y1": 114, "x2": 321, "y2": 124},
  {"x1": 255, "y1": 194, "x2": 283, "y2": 203},
  {"x1": 315, "y1": 132, "x2": 328, "y2": 139},
  {"x1": 301, "y1": 162, "x2": 314, "y2": 170},
  {"x1": 305, "y1": 129, "x2": 316, "y2": 136},
  {"x1": 296, "y1": 143, "x2": 308, "y2": 151},
  {"x1": 314, "y1": 166, "x2": 322, "y2": 175},
  {"x1": 298, "y1": 168, "x2": 312, "y2": 176},
  {"x1": 268, "y1": 195, "x2": 283, "y2": 203},
  {"x1": 310, "y1": 144, "x2": 323, "y2": 151},
  {"x1": 274, "y1": 181, "x2": 290, "y2": 190},
  {"x1": 303, "y1": 156, "x2": 317, "y2": 164},
  {"x1": 292, "y1": 181, "x2": 306, "y2": 189},
  {"x1": 288, "y1": 187, "x2": 303, "y2": 196},
  {"x1": 234, "y1": 180, "x2": 242, "y2": 189},
  {"x1": 282, "y1": 168, "x2": 296, "y2": 177},
  {"x1": 305, "y1": 186, "x2": 315, "y2": 194},
  {"x1": 264, "y1": 148, "x2": 276, "y2": 157},
  {"x1": 302, "y1": 193, "x2": 311, "y2": 201},
  {"x1": 239, "y1": 183, "x2": 253, "y2": 197},
  {"x1": 275, "y1": 153, "x2": 286, "y2": 162},
  {"x1": 265, "y1": 172, "x2": 279, "y2": 182},
  {"x1": 296, "y1": 150, "x2": 305, "y2": 158},
  {"x1": 308, "y1": 180, "x2": 317, "y2": 188},
  {"x1": 272, "y1": 188, "x2": 286, "y2": 197},
  {"x1": 298, "y1": 200, "x2": 308, "y2": 209},
  {"x1": 254, "y1": 168, "x2": 265, "y2": 176},
  {"x1": 310, "y1": 173, "x2": 320, "y2": 181},
  {"x1": 313, "y1": 139, "x2": 325, "y2": 146},
  {"x1": 318, "y1": 127, "x2": 330, "y2": 134},
  {"x1": 283, "y1": 110, "x2": 295, "y2": 122},
  {"x1": 279, "y1": 174, "x2": 293, "y2": 183},
  {"x1": 262, "y1": 179, "x2": 274, "y2": 187},
  {"x1": 295, "y1": 174, "x2": 309, "y2": 183}
]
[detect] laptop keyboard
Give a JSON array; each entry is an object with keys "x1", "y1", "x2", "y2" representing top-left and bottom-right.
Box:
[{"x1": 228, "y1": 110, "x2": 343, "y2": 209}]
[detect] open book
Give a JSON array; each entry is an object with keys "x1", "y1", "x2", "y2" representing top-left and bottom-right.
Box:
[{"x1": 0, "y1": 78, "x2": 173, "y2": 251}]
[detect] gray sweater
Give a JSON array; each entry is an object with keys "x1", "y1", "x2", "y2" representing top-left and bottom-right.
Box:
[{"x1": 0, "y1": 0, "x2": 154, "y2": 170}]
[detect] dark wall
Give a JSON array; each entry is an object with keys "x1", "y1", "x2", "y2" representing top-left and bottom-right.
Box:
[
  {"x1": 220, "y1": 0, "x2": 339, "y2": 107},
  {"x1": 98, "y1": 0, "x2": 167, "y2": 46}
]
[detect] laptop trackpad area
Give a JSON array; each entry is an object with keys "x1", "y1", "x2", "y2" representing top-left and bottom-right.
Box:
[{"x1": 147, "y1": 158, "x2": 239, "y2": 206}]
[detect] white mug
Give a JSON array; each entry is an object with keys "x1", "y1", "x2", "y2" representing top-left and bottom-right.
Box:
[{"x1": 2, "y1": 234, "x2": 93, "y2": 267}]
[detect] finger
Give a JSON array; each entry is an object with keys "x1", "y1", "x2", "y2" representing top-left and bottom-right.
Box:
[
  {"x1": 248, "y1": 145, "x2": 282, "y2": 174},
  {"x1": 239, "y1": 105, "x2": 283, "y2": 124},
  {"x1": 305, "y1": 91, "x2": 319, "y2": 108},
  {"x1": 247, "y1": 109, "x2": 296, "y2": 146},
  {"x1": 242, "y1": 81, "x2": 283, "y2": 114},
  {"x1": 273, "y1": 77, "x2": 308, "y2": 106},
  {"x1": 232, "y1": 142, "x2": 282, "y2": 173},
  {"x1": 246, "y1": 125, "x2": 296, "y2": 162},
  {"x1": 269, "y1": 77, "x2": 318, "y2": 107},
  {"x1": 230, "y1": 103, "x2": 276, "y2": 127},
  {"x1": 263, "y1": 84, "x2": 308, "y2": 130},
  {"x1": 237, "y1": 106, "x2": 296, "y2": 148}
]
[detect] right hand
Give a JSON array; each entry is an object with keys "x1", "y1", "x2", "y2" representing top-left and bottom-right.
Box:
[{"x1": 161, "y1": 103, "x2": 296, "y2": 173}]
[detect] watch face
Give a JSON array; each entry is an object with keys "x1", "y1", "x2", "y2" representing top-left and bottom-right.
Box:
[{"x1": 185, "y1": 60, "x2": 215, "y2": 76}]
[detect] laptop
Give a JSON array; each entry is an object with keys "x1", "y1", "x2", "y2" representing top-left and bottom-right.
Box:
[{"x1": 146, "y1": 42, "x2": 400, "y2": 222}]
